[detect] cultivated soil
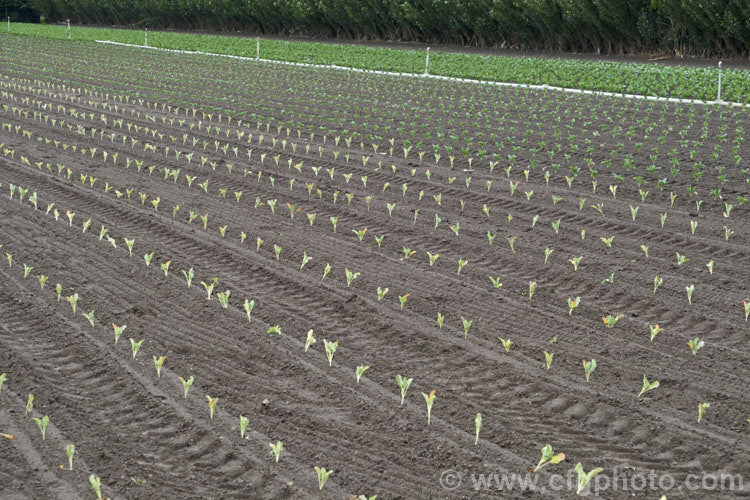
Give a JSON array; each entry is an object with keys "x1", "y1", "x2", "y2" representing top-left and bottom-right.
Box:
[{"x1": 0, "y1": 35, "x2": 749, "y2": 499}]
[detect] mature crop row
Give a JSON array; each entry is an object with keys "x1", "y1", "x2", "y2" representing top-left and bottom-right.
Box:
[
  {"x1": 28, "y1": 0, "x2": 750, "y2": 57},
  {"x1": 1, "y1": 35, "x2": 749, "y2": 498},
  {"x1": 4, "y1": 25, "x2": 747, "y2": 102}
]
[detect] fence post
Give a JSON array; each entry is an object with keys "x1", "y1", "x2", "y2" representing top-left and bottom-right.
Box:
[
  {"x1": 7, "y1": 17, "x2": 9, "y2": 33},
  {"x1": 67, "y1": 19, "x2": 70, "y2": 39},
  {"x1": 145, "y1": 28, "x2": 148, "y2": 47},
  {"x1": 424, "y1": 47, "x2": 430, "y2": 75},
  {"x1": 717, "y1": 61, "x2": 722, "y2": 102},
  {"x1": 256, "y1": 36, "x2": 260, "y2": 60}
]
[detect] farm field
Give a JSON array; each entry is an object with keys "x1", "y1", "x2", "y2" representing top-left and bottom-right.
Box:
[{"x1": 1, "y1": 34, "x2": 750, "y2": 498}]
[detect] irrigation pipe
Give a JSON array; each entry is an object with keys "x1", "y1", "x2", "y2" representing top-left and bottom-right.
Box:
[{"x1": 95, "y1": 40, "x2": 748, "y2": 108}]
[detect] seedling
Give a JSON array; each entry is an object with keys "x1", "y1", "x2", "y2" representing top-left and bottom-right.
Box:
[
  {"x1": 0, "y1": 373, "x2": 6, "y2": 396},
  {"x1": 376, "y1": 287, "x2": 389, "y2": 301},
  {"x1": 396, "y1": 374, "x2": 413, "y2": 405},
  {"x1": 698, "y1": 402, "x2": 710, "y2": 423},
  {"x1": 273, "y1": 244, "x2": 282, "y2": 260},
  {"x1": 461, "y1": 317, "x2": 472, "y2": 340},
  {"x1": 240, "y1": 416, "x2": 250, "y2": 439},
  {"x1": 353, "y1": 228, "x2": 368, "y2": 242},
  {"x1": 82, "y1": 310, "x2": 95, "y2": 328},
  {"x1": 356, "y1": 364, "x2": 370, "y2": 382},
  {"x1": 457, "y1": 258, "x2": 468, "y2": 275},
  {"x1": 25, "y1": 393, "x2": 34, "y2": 417},
  {"x1": 112, "y1": 323, "x2": 126, "y2": 344},
  {"x1": 399, "y1": 293, "x2": 410, "y2": 311},
  {"x1": 345, "y1": 268, "x2": 360, "y2": 288},
  {"x1": 90, "y1": 475, "x2": 103, "y2": 500},
  {"x1": 206, "y1": 395, "x2": 219, "y2": 419},
  {"x1": 182, "y1": 267, "x2": 195, "y2": 287},
  {"x1": 201, "y1": 277, "x2": 218, "y2": 299},
  {"x1": 706, "y1": 260, "x2": 714, "y2": 274},
  {"x1": 498, "y1": 337, "x2": 514, "y2": 352},
  {"x1": 160, "y1": 260, "x2": 171, "y2": 277},
  {"x1": 600, "y1": 236, "x2": 614, "y2": 248},
  {"x1": 601, "y1": 314, "x2": 623, "y2": 328},
  {"x1": 583, "y1": 359, "x2": 597, "y2": 382},
  {"x1": 427, "y1": 252, "x2": 439, "y2": 266},
  {"x1": 676, "y1": 252, "x2": 689, "y2": 265},
  {"x1": 304, "y1": 329, "x2": 316, "y2": 352},
  {"x1": 649, "y1": 324, "x2": 662, "y2": 341},
  {"x1": 437, "y1": 312, "x2": 445, "y2": 329},
  {"x1": 23, "y1": 264, "x2": 33, "y2": 278},
  {"x1": 568, "y1": 297, "x2": 581, "y2": 315},
  {"x1": 180, "y1": 375, "x2": 195, "y2": 398},
  {"x1": 534, "y1": 444, "x2": 565, "y2": 472},
  {"x1": 544, "y1": 247, "x2": 553, "y2": 265},
  {"x1": 687, "y1": 337, "x2": 704, "y2": 355},
  {"x1": 268, "y1": 325, "x2": 282, "y2": 335},
  {"x1": 544, "y1": 351, "x2": 554, "y2": 370},
  {"x1": 243, "y1": 299, "x2": 255, "y2": 323},
  {"x1": 66, "y1": 293, "x2": 79, "y2": 315},
  {"x1": 324, "y1": 339, "x2": 338, "y2": 367},
  {"x1": 574, "y1": 463, "x2": 604, "y2": 495},
  {"x1": 322, "y1": 263, "x2": 332, "y2": 280},
  {"x1": 653, "y1": 275, "x2": 663, "y2": 294},
  {"x1": 686, "y1": 284, "x2": 695, "y2": 305},
  {"x1": 153, "y1": 355, "x2": 166, "y2": 378},
  {"x1": 269, "y1": 441, "x2": 284, "y2": 462},
  {"x1": 638, "y1": 375, "x2": 660, "y2": 397},
  {"x1": 489, "y1": 276, "x2": 503, "y2": 289},
  {"x1": 55, "y1": 284, "x2": 62, "y2": 302},
  {"x1": 528, "y1": 281, "x2": 537, "y2": 300},
  {"x1": 507, "y1": 236, "x2": 517, "y2": 254},
  {"x1": 314, "y1": 466, "x2": 333, "y2": 491},
  {"x1": 744, "y1": 300, "x2": 750, "y2": 322},
  {"x1": 65, "y1": 444, "x2": 75, "y2": 470},
  {"x1": 569, "y1": 256, "x2": 582, "y2": 271},
  {"x1": 218, "y1": 290, "x2": 231, "y2": 309},
  {"x1": 143, "y1": 251, "x2": 155, "y2": 266},
  {"x1": 422, "y1": 390, "x2": 437, "y2": 425},
  {"x1": 129, "y1": 338, "x2": 144, "y2": 359},
  {"x1": 474, "y1": 412, "x2": 482, "y2": 445},
  {"x1": 33, "y1": 415, "x2": 50, "y2": 440}
]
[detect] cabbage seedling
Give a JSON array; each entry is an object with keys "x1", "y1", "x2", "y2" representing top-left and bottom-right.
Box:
[
  {"x1": 529, "y1": 281, "x2": 537, "y2": 300},
  {"x1": 437, "y1": 312, "x2": 445, "y2": 329},
  {"x1": 153, "y1": 355, "x2": 166, "y2": 378},
  {"x1": 356, "y1": 364, "x2": 370, "y2": 382},
  {"x1": 399, "y1": 293, "x2": 410, "y2": 311},
  {"x1": 396, "y1": 374, "x2": 413, "y2": 405},
  {"x1": 25, "y1": 394, "x2": 34, "y2": 417},
  {"x1": 706, "y1": 260, "x2": 714, "y2": 274},
  {"x1": 457, "y1": 258, "x2": 468, "y2": 275},
  {"x1": 66, "y1": 293, "x2": 79, "y2": 315},
  {"x1": 65, "y1": 444, "x2": 75, "y2": 470},
  {"x1": 269, "y1": 441, "x2": 284, "y2": 463},
  {"x1": 201, "y1": 278, "x2": 218, "y2": 299},
  {"x1": 488, "y1": 276, "x2": 502, "y2": 289},
  {"x1": 698, "y1": 402, "x2": 710, "y2": 423},
  {"x1": 534, "y1": 444, "x2": 565, "y2": 472},
  {"x1": 653, "y1": 275, "x2": 663, "y2": 294},
  {"x1": 345, "y1": 269, "x2": 360, "y2": 288},
  {"x1": 314, "y1": 466, "x2": 333, "y2": 491},
  {"x1": 568, "y1": 297, "x2": 580, "y2": 315},
  {"x1": 461, "y1": 317, "x2": 472, "y2": 340},
  {"x1": 649, "y1": 324, "x2": 662, "y2": 341},
  {"x1": 182, "y1": 268, "x2": 194, "y2": 287},
  {"x1": 273, "y1": 244, "x2": 282, "y2": 260},
  {"x1": 112, "y1": 324, "x2": 126, "y2": 344},
  {"x1": 160, "y1": 260, "x2": 171, "y2": 277},
  {"x1": 353, "y1": 228, "x2": 367, "y2": 242},
  {"x1": 574, "y1": 463, "x2": 604, "y2": 495},
  {"x1": 324, "y1": 339, "x2": 338, "y2": 367},
  {"x1": 374, "y1": 235, "x2": 385, "y2": 247},
  {"x1": 544, "y1": 247, "x2": 553, "y2": 265},
  {"x1": 474, "y1": 413, "x2": 482, "y2": 445},
  {"x1": 37, "y1": 275, "x2": 47, "y2": 290},
  {"x1": 33, "y1": 415, "x2": 50, "y2": 440},
  {"x1": 487, "y1": 231, "x2": 496, "y2": 246},
  {"x1": 55, "y1": 284, "x2": 62, "y2": 302},
  {"x1": 376, "y1": 287, "x2": 388, "y2": 301},
  {"x1": 218, "y1": 290, "x2": 231, "y2": 309},
  {"x1": 144, "y1": 252, "x2": 154, "y2": 266},
  {"x1": 508, "y1": 236, "x2": 517, "y2": 254},
  {"x1": 206, "y1": 395, "x2": 219, "y2": 419},
  {"x1": 427, "y1": 252, "x2": 439, "y2": 266},
  {"x1": 322, "y1": 264, "x2": 331, "y2": 280},
  {"x1": 0, "y1": 373, "x2": 5, "y2": 395},
  {"x1": 638, "y1": 375, "x2": 660, "y2": 397},
  {"x1": 687, "y1": 337, "x2": 704, "y2": 355},
  {"x1": 422, "y1": 390, "x2": 436, "y2": 425},
  {"x1": 82, "y1": 310, "x2": 95, "y2": 328},
  {"x1": 5, "y1": 253, "x2": 10, "y2": 268},
  {"x1": 304, "y1": 330, "x2": 316, "y2": 352},
  {"x1": 685, "y1": 284, "x2": 695, "y2": 305},
  {"x1": 23, "y1": 264, "x2": 33, "y2": 278},
  {"x1": 268, "y1": 325, "x2": 282, "y2": 335},
  {"x1": 89, "y1": 475, "x2": 102, "y2": 500},
  {"x1": 401, "y1": 247, "x2": 416, "y2": 260},
  {"x1": 569, "y1": 256, "x2": 582, "y2": 271},
  {"x1": 544, "y1": 351, "x2": 554, "y2": 370},
  {"x1": 601, "y1": 314, "x2": 623, "y2": 328},
  {"x1": 256, "y1": 237, "x2": 264, "y2": 252},
  {"x1": 330, "y1": 217, "x2": 339, "y2": 233},
  {"x1": 180, "y1": 376, "x2": 194, "y2": 398},
  {"x1": 498, "y1": 337, "x2": 513, "y2": 352},
  {"x1": 600, "y1": 236, "x2": 614, "y2": 248},
  {"x1": 583, "y1": 359, "x2": 597, "y2": 382},
  {"x1": 675, "y1": 252, "x2": 689, "y2": 265},
  {"x1": 130, "y1": 338, "x2": 144, "y2": 359},
  {"x1": 240, "y1": 416, "x2": 250, "y2": 439},
  {"x1": 744, "y1": 300, "x2": 750, "y2": 322}
]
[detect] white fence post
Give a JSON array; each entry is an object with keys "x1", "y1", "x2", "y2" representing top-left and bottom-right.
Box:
[
  {"x1": 67, "y1": 19, "x2": 70, "y2": 38},
  {"x1": 145, "y1": 27, "x2": 148, "y2": 47},
  {"x1": 424, "y1": 47, "x2": 430, "y2": 75},
  {"x1": 256, "y1": 36, "x2": 260, "y2": 60},
  {"x1": 717, "y1": 61, "x2": 722, "y2": 102},
  {"x1": 7, "y1": 17, "x2": 9, "y2": 33}
]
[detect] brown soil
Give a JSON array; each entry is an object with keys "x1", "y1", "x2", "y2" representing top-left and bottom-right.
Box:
[{"x1": 0, "y1": 35, "x2": 749, "y2": 499}]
